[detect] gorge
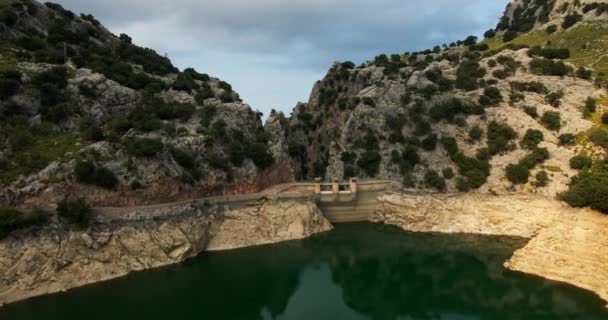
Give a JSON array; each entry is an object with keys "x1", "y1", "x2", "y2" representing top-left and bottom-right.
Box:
[{"x1": 1, "y1": 0, "x2": 608, "y2": 317}]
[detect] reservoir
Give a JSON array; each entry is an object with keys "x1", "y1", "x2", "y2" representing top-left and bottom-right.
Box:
[{"x1": 1, "y1": 223, "x2": 607, "y2": 319}]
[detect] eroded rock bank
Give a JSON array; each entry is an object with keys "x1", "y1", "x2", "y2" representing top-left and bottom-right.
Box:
[
  {"x1": 372, "y1": 192, "x2": 608, "y2": 306},
  {"x1": 0, "y1": 198, "x2": 332, "y2": 306}
]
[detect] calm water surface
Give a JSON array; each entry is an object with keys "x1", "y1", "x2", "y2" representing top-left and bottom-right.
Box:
[{"x1": 1, "y1": 223, "x2": 607, "y2": 320}]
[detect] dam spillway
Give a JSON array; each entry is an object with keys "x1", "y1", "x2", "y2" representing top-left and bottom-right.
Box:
[{"x1": 281, "y1": 178, "x2": 391, "y2": 223}]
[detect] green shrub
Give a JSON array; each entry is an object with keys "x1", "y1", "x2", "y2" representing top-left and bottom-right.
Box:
[
  {"x1": 170, "y1": 147, "x2": 196, "y2": 169},
  {"x1": 469, "y1": 126, "x2": 483, "y2": 141},
  {"x1": 74, "y1": 161, "x2": 118, "y2": 189},
  {"x1": 362, "y1": 97, "x2": 376, "y2": 107},
  {"x1": 442, "y1": 167, "x2": 455, "y2": 179},
  {"x1": 562, "y1": 13, "x2": 582, "y2": 29},
  {"x1": 195, "y1": 85, "x2": 215, "y2": 104},
  {"x1": 453, "y1": 152, "x2": 490, "y2": 191},
  {"x1": 528, "y1": 47, "x2": 570, "y2": 59},
  {"x1": 0, "y1": 9, "x2": 18, "y2": 27},
  {"x1": 219, "y1": 92, "x2": 236, "y2": 103},
  {"x1": 530, "y1": 58, "x2": 570, "y2": 76},
  {"x1": 540, "y1": 111, "x2": 561, "y2": 131},
  {"x1": 247, "y1": 142, "x2": 274, "y2": 170},
  {"x1": 8, "y1": 126, "x2": 33, "y2": 151},
  {"x1": 428, "y1": 97, "x2": 472, "y2": 122},
  {"x1": 484, "y1": 29, "x2": 496, "y2": 39},
  {"x1": 521, "y1": 129, "x2": 544, "y2": 150},
  {"x1": 479, "y1": 87, "x2": 503, "y2": 107},
  {"x1": 546, "y1": 25, "x2": 557, "y2": 34},
  {"x1": 357, "y1": 151, "x2": 382, "y2": 177},
  {"x1": 570, "y1": 155, "x2": 592, "y2": 170},
  {"x1": 510, "y1": 81, "x2": 547, "y2": 94},
  {"x1": 602, "y1": 113, "x2": 608, "y2": 125},
  {"x1": 0, "y1": 207, "x2": 48, "y2": 239},
  {"x1": 589, "y1": 129, "x2": 608, "y2": 148},
  {"x1": 559, "y1": 133, "x2": 576, "y2": 146},
  {"x1": 487, "y1": 121, "x2": 518, "y2": 155},
  {"x1": 503, "y1": 30, "x2": 518, "y2": 42},
  {"x1": 506, "y1": 163, "x2": 530, "y2": 184},
  {"x1": 424, "y1": 170, "x2": 446, "y2": 191},
  {"x1": 523, "y1": 106, "x2": 538, "y2": 118},
  {"x1": 560, "y1": 169, "x2": 608, "y2": 213},
  {"x1": 124, "y1": 138, "x2": 164, "y2": 157},
  {"x1": 421, "y1": 134, "x2": 438, "y2": 151},
  {"x1": 546, "y1": 91, "x2": 564, "y2": 108},
  {"x1": 455, "y1": 60, "x2": 485, "y2": 91},
  {"x1": 585, "y1": 97, "x2": 597, "y2": 113},
  {"x1": 57, "y1": 198, "x2": 91, "y2": 226},
  {"x1": 441, "y1": 137, "x2": 459, "y2": 157},
  {"x1": 535, "y1": 171, "x2": 549, "y2": 187},
  {"x1": 577, "y1": 67, "x2": 592, "y2": 80}
]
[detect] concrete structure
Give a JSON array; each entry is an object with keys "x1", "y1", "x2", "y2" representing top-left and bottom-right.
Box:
[{"x1": 99, "y1": 179, "x2": 393, "y2": 224}]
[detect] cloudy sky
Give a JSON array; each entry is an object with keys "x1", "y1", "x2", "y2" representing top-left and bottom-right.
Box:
[{"x1": 54, "y1": 0, "x2": 509, "y2": 116}]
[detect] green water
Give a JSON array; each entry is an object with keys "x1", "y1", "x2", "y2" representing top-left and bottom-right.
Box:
[{"x1": 2, "y1": 223, "x2": 607, "y2": 320}]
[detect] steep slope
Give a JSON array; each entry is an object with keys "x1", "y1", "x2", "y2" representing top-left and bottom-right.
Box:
[
  {"x1": 0, "y1": 1, "x2": 293, "y2": 208},
  {"x1": 278, "y1": 0, "x2": 608, "y2": 203}
]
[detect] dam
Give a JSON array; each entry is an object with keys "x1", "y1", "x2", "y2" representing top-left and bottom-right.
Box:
[{"x1": 259, "y1": 178, "x2": 391, "y2": 223}]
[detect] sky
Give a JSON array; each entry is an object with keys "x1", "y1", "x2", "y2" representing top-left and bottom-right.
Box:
[{"x1": 54, "y1": 0, "x2": 509, "y2": 116}]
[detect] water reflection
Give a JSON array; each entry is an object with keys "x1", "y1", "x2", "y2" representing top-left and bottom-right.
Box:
[{"x1": 1, "y1": 224, "x2": 606, "y2": 320}]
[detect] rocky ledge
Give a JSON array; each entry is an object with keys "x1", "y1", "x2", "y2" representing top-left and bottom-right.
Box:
[
  {"x1": 0, "y1": 198, "x2": 332, "y2": 306},
  {"x1": 372, "y1": 192, "x2": 608, "y2": 307}
]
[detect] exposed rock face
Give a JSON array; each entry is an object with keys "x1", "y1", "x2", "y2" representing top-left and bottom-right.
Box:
[
  {"x1": 372, "y1": 192, "x2": 608, "y2": 306},
  {"x1": 0, "y1": 199, "x2": 332, "y2": 305},
  {"x1": 207, "y1": 200, "x2": 332, "y2": 250}
]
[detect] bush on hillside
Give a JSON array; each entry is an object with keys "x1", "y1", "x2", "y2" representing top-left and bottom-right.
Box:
[
  {"x1": 56, "y1": 198, "x2": 91, "y2": 226},
  {"x1": 503, "y1": 30, "x2": 518, "y2": 42},
  {"x1": 529, "y1": 58, "x2": 571, "y2": 77},
  {"x1": 560, "y1": 168, "x2": 608, "y2": 213},
  {"x1": 535, "y1": 171, "x2": 549, "y2": 187},
  {"x1": 521, "y1": 129, "x2": 544, "y2": 150},
  {"x1": 442, "y1": 168, "x2": 455, "y2": 180},
  {"x1": 357, "y1": 151, "x2": 382, "y2": 177},
  {"x1": 559, "y1": 133, "x2": 576, "y2": 146},
  {"x1": 523, "y1": 106, "x2": 538, "y2": 119},
  {"x1": 455, "y1": 61, "x2": 486, "y2": 91},
  {"x1": 562, "y1": 14, "x2": 582, "y2": 29},
  {"x1": 424, "y1": 170, "x2": 446, "y2": 191},
  {"x1": 74, "y1": 161, "x2": 118, "y2": 189},
  {"x1": 570, "y1": 155, "x2": 593, "y2": 170},
  {"x1": 540, "y1": 111, "x2": 561, "y2": 131},
  {"x1": 469, "y1": 126, "x2": 483, "y2": 141},
  {"x1": 124, "y1": 138, "x2": 164, "y2": 157},
  {"x1": 510, "y1": 81, "x2": 547, "y2": 94},
  {"x1": 585, "y1": 97, "x2": 597, "y2": 113},
  {"x1": 528, "y1": 46, "x2": 570, "y2": 59},
  {"x1": 479, "y1": 87, "x2": 503, "y2": 107},
  {"x1": 0, "y1": 207, "x2": 48, "y2": 239},
  {"x1": 421, "y1": 134, "x2": 438, "y2": 151},
  {"x1": 487, "y1": 121, "x2": 518, "y2": 155},
  {"x1": 546, "y1": 91, "x2": 564, "y2": 108},
  {"x1": 506, "y1": 163, "x2": 530, "y2": 184},
  {"x1": 589, "y1": 129, "x2": 608, "y2": 148}
]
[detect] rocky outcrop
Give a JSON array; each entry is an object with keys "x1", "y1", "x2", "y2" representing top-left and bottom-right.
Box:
[
  {"x1": 372, "y1": 192, "x2": 608, "y2": 306},
  {"x1": 0, "y1": 198, "x2": 332, "y2": 306}
]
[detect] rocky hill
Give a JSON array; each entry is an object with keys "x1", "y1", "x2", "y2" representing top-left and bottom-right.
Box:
[
  {"x1": 0, "y1": 0, "x2": 293, "y2": 208},
  {"x1": 277, "y1": 0, "x2": 608, "y2": 211}
]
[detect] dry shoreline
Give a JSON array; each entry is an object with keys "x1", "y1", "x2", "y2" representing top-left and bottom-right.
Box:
[
  {"x1": 1, "y1": 191, "x2": 607, "y2": 309},
  {"x1": 372, "y1": 192, "x2": 608, "y2": 308}
]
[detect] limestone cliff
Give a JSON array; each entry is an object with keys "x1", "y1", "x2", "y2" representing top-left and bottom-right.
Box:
[{"x1": 0, "y1": 199, "x2": 332, "y2": 306}]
